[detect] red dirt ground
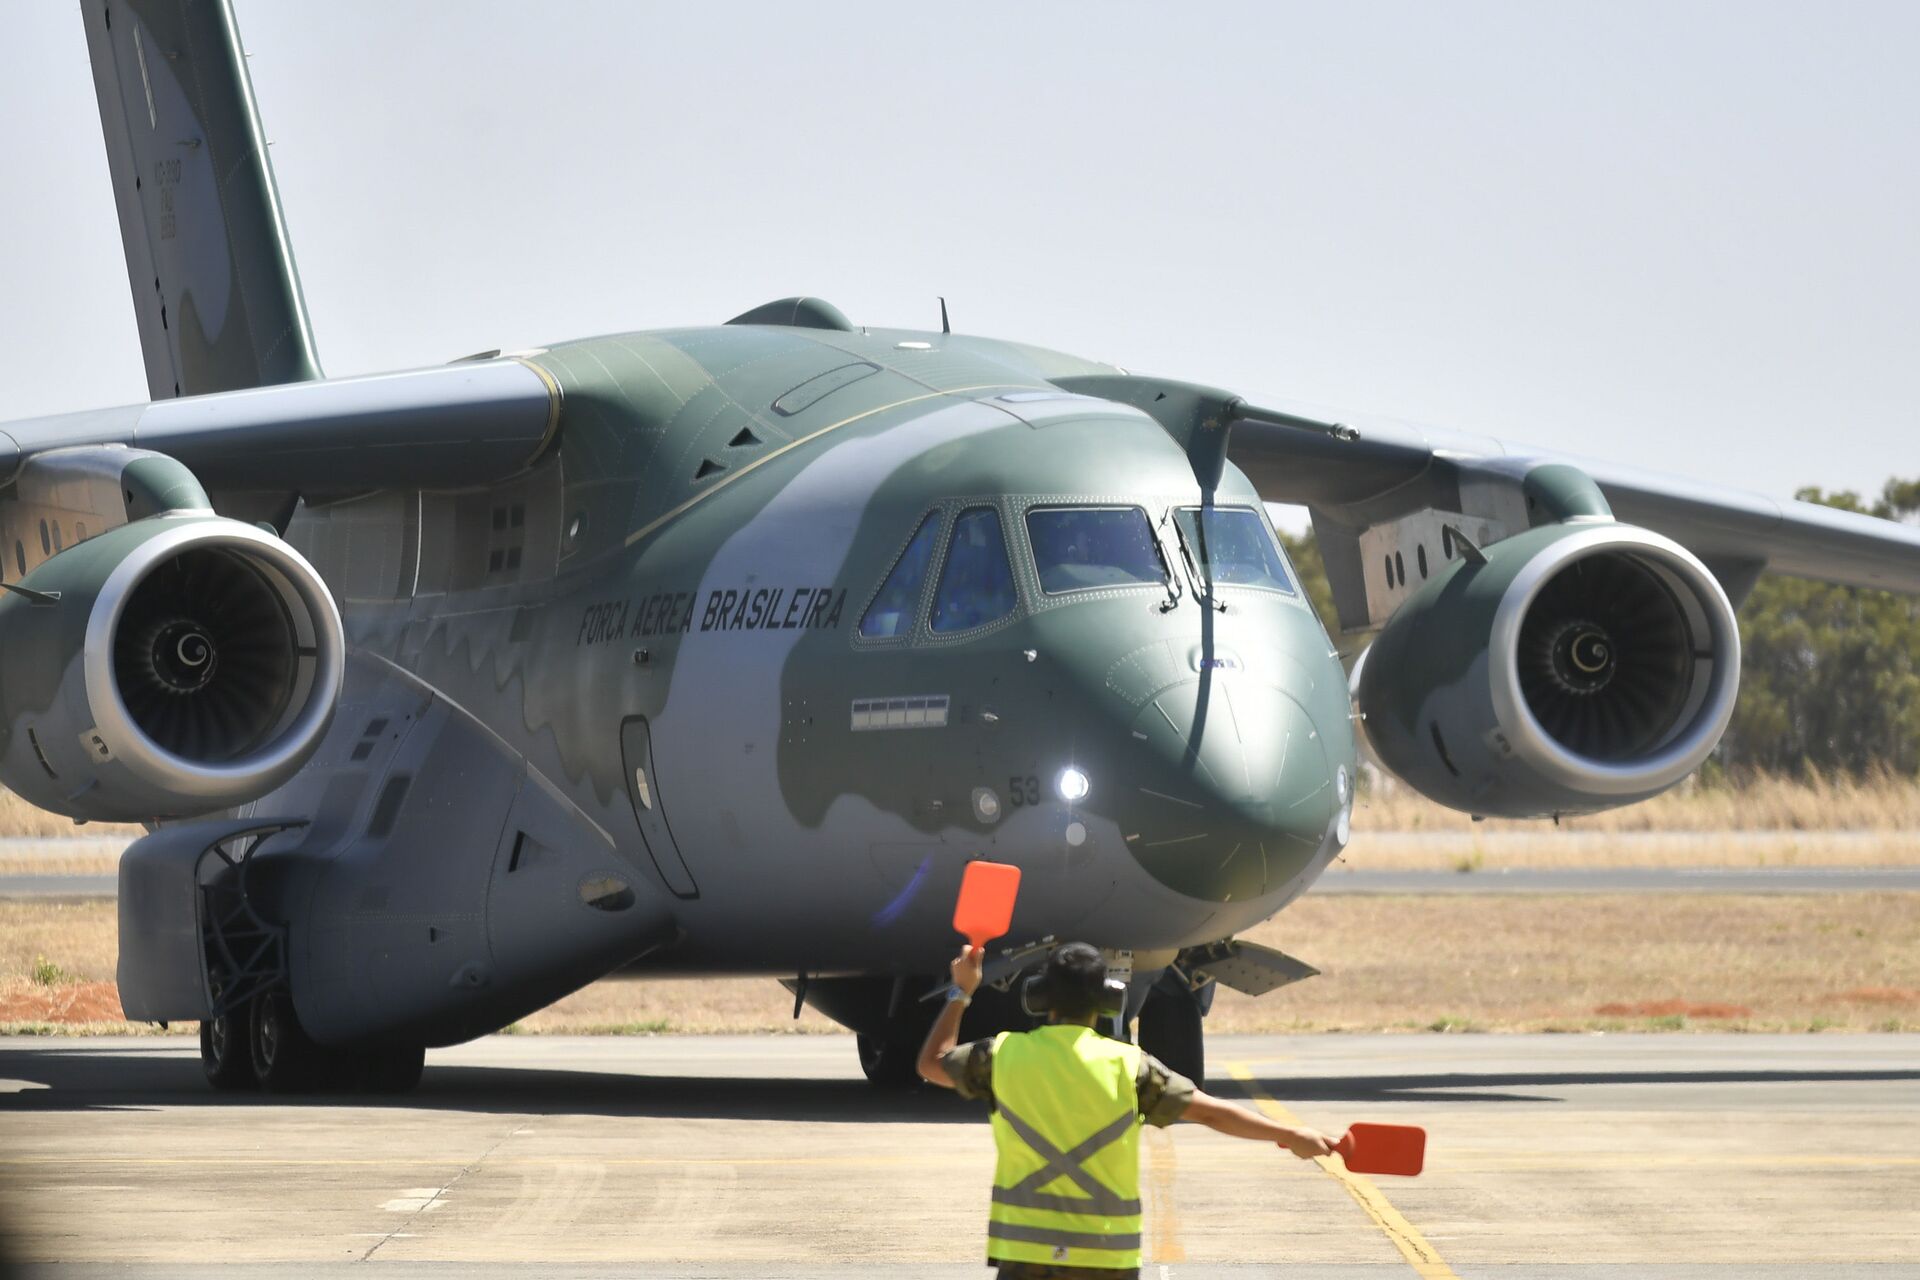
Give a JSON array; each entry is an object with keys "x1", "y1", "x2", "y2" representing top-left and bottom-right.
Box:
[
  {"x1": 1834, "y1": 987, "x2": 1920, "y2": 1006},
  {"x1": 1591, "y1": 998, "x2": 1754, "y2": 1018},
  {"x1": 0, "y1": 980, "x2": 125, "y2": 1024}
]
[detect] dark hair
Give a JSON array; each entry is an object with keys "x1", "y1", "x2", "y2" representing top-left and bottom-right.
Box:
[{"x1": 1041, "y1": 942, "x2": 1108, "y2": 1018}]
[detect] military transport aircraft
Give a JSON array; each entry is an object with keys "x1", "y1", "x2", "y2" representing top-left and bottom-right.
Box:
[{"x1": 4, "y1": 1, "x2": 1916, "y2": 1093}]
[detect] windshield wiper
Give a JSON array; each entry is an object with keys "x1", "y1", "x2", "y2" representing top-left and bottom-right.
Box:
[{"x1": 1169, "y1": 515, "x2": 1227, "y2": 612}]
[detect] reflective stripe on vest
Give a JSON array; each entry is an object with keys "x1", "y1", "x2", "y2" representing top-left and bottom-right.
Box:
[
  {"x1": 986, "y1": 1026, "x2": 1145, "y2": 1269},
  {"x1": 990, "y1": 1107, "x2": 1143, "y2": 1215}
]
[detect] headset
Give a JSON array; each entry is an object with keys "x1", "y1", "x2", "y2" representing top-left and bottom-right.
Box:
[{"x1": 1020, "y1": 968, "x2": 1128, "y2": 1018}]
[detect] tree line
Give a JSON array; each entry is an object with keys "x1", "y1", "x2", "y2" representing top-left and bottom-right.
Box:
[{"x1": 1278, "y1": 476, "x2": 1920, "y2": 779}]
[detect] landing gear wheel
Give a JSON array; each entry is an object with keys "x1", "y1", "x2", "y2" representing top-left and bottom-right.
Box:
[
  {"x1": 355, "y1": 1045, "x2": 426, "y2": 1094},
  {"x1": 857, "y1": 1032, "x2": 921, "y2": 1089},
  {"x1": 250, "y1": 990, "x2": 331, "y2": 1093},
  {"x1": 1137, "y1": 974, "x2": 1205, "y2": 1084},
  {"x1": 200, "y1": 1005, "x2": 256, "y2": 1091}
]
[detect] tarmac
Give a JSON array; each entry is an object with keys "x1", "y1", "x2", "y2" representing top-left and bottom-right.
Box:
[{"x1": 1, "y1": 1032, "x2": 1916, "y2": 1278}]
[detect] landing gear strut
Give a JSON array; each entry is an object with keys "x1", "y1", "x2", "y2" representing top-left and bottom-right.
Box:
[{"x1": 1136, "y1": 970, "x2": 1206, "y2": 1084}]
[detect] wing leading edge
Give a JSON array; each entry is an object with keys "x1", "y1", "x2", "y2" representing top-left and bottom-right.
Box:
[
  {"x1": 0, "y1": 358, "x2": 559, "y2": 496},
  {"x1": 1056, "y1": 373, "x2": 1920, "y2": 630}
]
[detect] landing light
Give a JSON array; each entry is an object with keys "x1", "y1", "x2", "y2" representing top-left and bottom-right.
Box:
[{"x1": 1058, "y1": 767, "x2": 1090, "y2": 803}]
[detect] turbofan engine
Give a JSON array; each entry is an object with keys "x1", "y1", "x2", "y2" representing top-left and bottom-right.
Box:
[
  {"x1": 1354, "y1": 521, "x2": 1740, "y2": 817},
  {"x1": 0, "y1": 516, "x2": 344, "y2": 821}
]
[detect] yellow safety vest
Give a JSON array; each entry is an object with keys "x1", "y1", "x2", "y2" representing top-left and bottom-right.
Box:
[{"x1": 986, "y1": 1024, "x2": 1144, "y2": 1270}]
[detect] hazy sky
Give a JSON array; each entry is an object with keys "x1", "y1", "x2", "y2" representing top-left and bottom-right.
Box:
[{"x1": 4, "y1": 2, "x2": 1916, "y2": 512}]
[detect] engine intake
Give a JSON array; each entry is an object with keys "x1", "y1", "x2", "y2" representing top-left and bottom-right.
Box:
[
  {"x1": 0, "y1": 516, "x2": 344, "y2": 821},
  {"x1": 112, "y1": 545, "x2": 305, "y2": 763},
  {"x1": 1357, "y1": 522, "x2": 1740, "y2": 817}
]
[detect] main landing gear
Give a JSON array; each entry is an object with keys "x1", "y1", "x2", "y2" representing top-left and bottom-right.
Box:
[{"x1": 198, "y1": 991, "x2": 424, "y2": 1095}]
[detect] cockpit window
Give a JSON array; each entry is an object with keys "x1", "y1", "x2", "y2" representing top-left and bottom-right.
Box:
[
  {"x1": 932, "y1": 507, "x2": 1017, "y2": 633},
  {"x1": 1026, "y1": 507, "x2": 1166, "y2": 594},
  {"x1": 859, "y1": 512, "x2": 941, "y2": 638},
  {"x1": 1174, "y1": 506, "x2": 1296, "y2": 594}
]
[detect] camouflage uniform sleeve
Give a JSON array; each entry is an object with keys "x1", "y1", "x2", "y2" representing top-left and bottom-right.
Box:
[
  {"x1": 1136, "y1": 1052, "x2": 1196, "y2": 1127},
  {"x1": 938, "y1": 1038, "x2": 995, "y2": 1104}
]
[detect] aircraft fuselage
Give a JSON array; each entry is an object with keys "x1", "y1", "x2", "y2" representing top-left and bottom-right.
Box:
[{"x1": 272, "y1": 319, "x2": 1355, "y2": 1019}]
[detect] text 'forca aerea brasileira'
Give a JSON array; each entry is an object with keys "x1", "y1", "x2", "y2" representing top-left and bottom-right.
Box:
[{"x1": 575, "y1": 586, "x2": 850, "y2": 646}]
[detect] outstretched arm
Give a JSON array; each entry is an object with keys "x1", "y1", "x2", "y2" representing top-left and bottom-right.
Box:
[
  {"x1": 1181, "y1": 1090, "x2": 1338, "y2": 1159},
  {"x1": 915, "y1": 944, "x2": 983, "y2": 1088}
]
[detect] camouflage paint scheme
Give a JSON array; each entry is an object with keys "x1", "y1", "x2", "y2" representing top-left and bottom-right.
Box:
[{"x1": 256, "y1": 321, "x2": 1353, "y2": 1030}]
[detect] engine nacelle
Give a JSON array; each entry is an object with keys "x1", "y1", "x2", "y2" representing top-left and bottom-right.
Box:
[
  {"x1": 0, "y1": 515, "x2": 344, "y2": 821},
  {"x1": 1355, "y1": 521, "x2": 1740, "y2": 817}
]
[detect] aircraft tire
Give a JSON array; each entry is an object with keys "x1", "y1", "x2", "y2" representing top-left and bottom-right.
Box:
[
  {"x1": 249, "y1": 990, "x2": 331, "y2": 1093},
  {"x1": 355, "y1": 1045, "x2": 426, "y2": 1094},
  {"x1": 1136, "y1": 976, "x2": 1204, "y2": 1085},
  {"x1": 856, "y1": 1032, "x2": 921, "y2": 1089},
  {"x1": 199, "y1": 1007, "x2": 256, "y2": 1091}
]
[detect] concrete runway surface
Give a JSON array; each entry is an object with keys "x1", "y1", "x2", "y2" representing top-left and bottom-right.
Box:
[{"x1": 1, "y1": 1034, "x2": 1916, "y2": 1278}]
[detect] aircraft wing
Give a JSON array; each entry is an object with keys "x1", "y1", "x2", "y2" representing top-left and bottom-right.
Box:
[
  {"x1": 1228, "y1": 407, "x2": 1920, "y2": 591},
  {"x1": 1055, "y1": 372, "x2": 1920, "y2": 631},
  {"x1": 0, "y1": 358, "x2": 558, "y2": 494}
]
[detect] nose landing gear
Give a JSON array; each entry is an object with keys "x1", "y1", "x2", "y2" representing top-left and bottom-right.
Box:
[
  {"x1": 856, "y1": 1031, "x2": 924, "y2": 1088},
  {"x1": 1134, "y1": 969, "x2": 1208, "y2": 1084}
]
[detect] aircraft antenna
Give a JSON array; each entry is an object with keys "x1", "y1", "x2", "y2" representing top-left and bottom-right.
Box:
[{"x1": 939, "y1": 296, "x2": 951, "y2": 335}]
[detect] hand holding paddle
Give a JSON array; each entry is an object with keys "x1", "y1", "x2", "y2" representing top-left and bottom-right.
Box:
[{"x1": 1332, "y1": 1123, "x2": 1427, "y2": 1176}]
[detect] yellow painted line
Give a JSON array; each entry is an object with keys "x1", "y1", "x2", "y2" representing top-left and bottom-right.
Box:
[
  {"x1": 622, "y1": 383, "x2": 1020, "y2": 548},
  {"x1": 1142, "y1": 1124, "x2": 1186, "y2": 1263},
  {"x1": 1227, "y1": 1062, "x2": 1460, "y2": 1280}
]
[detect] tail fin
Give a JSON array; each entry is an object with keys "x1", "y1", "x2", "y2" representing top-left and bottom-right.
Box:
[{"x1": 82, "y1": 0, "x2": 322, "y2": 399}]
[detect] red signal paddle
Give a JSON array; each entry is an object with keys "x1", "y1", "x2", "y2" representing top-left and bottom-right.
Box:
[
  {"x1": 1334, "y1": 1123, "x2": 1426, "y2": 1176},
  {"x1": 953, "y1": 861, "x2": 1022, "y2": 948}
]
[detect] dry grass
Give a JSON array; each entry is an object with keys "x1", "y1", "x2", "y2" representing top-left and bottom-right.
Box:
[
  {"x1": 0, "y1": 900, "x2": 118, "y2": 983},
  {"x1": 1338, "y1": 830, "x2": 1920, "y2": 871},
  {"x1": 1210, "y1": 891, "x2": 1920, "y2": 1033},
  {"x1": 511, "y1": 978, "x2": 846, "y2": 1036},
  {"x1": 1358, "y1": 766, "x2": 1920, "y2": 833},
  {"x1": 6, "y1": 895, "x2": 1914, "y2": 1037},
  {"x1": 0, "y1": 789, "x2": 142, "y2": 840},
  {"x1": 0, "y1": 855, "x2": 121, "y2": 875},
  {"x1": 1338, "y1": 768, "x2": 1920, "y2": 869}
]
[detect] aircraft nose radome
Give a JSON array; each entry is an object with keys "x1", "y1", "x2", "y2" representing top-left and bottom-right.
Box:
[{"x1": 1121, "y1": 677, "x2": 1334, "y2": 903}]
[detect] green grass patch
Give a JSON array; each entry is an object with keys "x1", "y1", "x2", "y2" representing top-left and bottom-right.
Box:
[{"x1": 29, "y1": 957, "x2": 70, "y2": 987}]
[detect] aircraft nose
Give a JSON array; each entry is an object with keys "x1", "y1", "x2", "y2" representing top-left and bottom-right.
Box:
[{"x1": 1119, "y1": 674, "x2": 1336, "y2": 903}]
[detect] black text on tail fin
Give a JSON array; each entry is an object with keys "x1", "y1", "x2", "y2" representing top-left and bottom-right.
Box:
[{"x1": 82, "y1": 0, "x2": 322, "y2": 399}]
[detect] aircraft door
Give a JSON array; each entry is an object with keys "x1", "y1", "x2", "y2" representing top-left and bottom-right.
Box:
[{"x1": 620, "y1": 716, "x2": 699, "y2": 899}]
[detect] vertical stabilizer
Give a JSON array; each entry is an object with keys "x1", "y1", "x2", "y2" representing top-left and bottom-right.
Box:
[{"x1": 82, "y1": 0, "x2": 322, "y2": 399}]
